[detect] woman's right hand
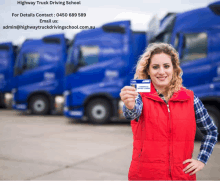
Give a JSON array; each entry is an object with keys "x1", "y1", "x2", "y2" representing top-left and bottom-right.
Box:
[{"x1": 120, "y1": 86, "x2": 138, "y2": 110}]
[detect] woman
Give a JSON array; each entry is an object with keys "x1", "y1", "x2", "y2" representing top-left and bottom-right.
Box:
[{"x1": 120, "y1": 43, "x2": 218, "y2": 181}]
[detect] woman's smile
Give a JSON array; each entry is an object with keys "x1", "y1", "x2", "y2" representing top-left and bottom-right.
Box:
[{"x1": 157, "y1": 76, "x2": 167, "y2": 81}]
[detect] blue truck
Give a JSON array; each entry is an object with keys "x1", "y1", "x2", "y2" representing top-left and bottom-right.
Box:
[
  {"x1": 12, "y1": 34, "x2": 69, "y2": 114},
  {"x1": 64, "y1": 20, "x2": 146, "y2": 123},
  {"x1": 0, "y1": 42, "x2": 17, "y2": 108},
  {"x1": 147, "y1": 1, "x2": 220, "y2": 138}
]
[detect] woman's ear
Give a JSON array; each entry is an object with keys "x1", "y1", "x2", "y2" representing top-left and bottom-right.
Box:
[{"x1": 146, "y1": 68, "x2": 150, "y2": 79}]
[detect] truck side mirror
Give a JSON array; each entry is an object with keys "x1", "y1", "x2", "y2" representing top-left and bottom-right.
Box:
[
  {"x1": 65, "y1": 47, "x2": 81, "y2": 75},
  {"x1": 72, "y1": 47, "x2": 81, "y2": 72},
  {"x1": 14, "y1": 67, "x2": 22, "y2": 76},
  {"x1": 22, "y1": 63, "x2": 27, "y2": 70}
]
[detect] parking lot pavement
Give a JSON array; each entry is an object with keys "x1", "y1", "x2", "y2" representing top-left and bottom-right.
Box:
[{"x1": 0, "y1": 110, "x2": 220, "y2": 180}]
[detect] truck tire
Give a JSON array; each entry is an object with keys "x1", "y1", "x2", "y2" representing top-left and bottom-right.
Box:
[
  {"x1": 195, "y1": 127, "x2": 204, "y2": 141},
  {"x1": 86, "y1": 98, "x2": 111, "y2": 124},
  {"x1": 29, "y1": 95, "x2": 49, "y2": 115},
  {"x1": 0, "y1": 93, "x2": 6, "y2": 108},
  {"x1": 206, "y1": 106, "x2": 220, "y2": 140},
  {"x1": 195, "y1": 105, "x2": 220, "y2": 141}
]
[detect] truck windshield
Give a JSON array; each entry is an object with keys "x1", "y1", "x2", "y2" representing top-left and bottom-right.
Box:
[
  {"x1": 148, "y1": 13, "x2": 176, "y2": 44},
  {"x1": 151, "y1": 32, "x2": 172, "y2": 43}
]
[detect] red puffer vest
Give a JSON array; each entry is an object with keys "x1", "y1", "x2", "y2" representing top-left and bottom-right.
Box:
[{"x1": 128, "y1": 82, "x2": 196, "y2": 181}]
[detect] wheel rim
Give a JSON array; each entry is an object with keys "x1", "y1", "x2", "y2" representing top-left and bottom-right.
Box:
[
  {"x1": 209, "y1": 112, "x2": 219, "y2": 128},
  {"x1": 92, "y1": 104, "x2": 106, "y2": 120},
  {"x1": 33, "y1": 99, "x2": 45, "y2": 112}
]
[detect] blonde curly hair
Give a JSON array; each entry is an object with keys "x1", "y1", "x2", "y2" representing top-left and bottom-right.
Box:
[{"x1": 134, "y1": 42, "x2": 185, "y2": 101}]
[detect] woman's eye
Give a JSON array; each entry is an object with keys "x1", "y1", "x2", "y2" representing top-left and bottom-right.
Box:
[{"x1": 152, "y1": 65, "x2": 169, "y2": 69}]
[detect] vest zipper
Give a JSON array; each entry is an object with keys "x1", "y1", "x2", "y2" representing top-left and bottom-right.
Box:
[
  {"x1": 167, "y1": 104, "x2": 172, "y2": 177},
  {"x1": 167, "y1": 104, "x2": 170, "y2": 113},
  {"x1": 137, "y1": 148, "x2": 142, "y2": 177},
  {"x1": 139, "y1": 149, "x2": 142, "y2": 158}
]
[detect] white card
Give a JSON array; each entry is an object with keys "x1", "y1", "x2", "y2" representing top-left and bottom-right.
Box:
[{"x1": 130, "y1": 79, "x2": 151, "y2": 92}]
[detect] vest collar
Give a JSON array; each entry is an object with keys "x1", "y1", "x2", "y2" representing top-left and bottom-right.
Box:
[{"x1": 141, "y1": 81, "x2": 190, "y2": 103}]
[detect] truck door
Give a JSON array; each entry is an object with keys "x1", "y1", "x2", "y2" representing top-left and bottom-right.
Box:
[
  {"x1": 176, "y1": 32, "x2": 211, "y2": 89},
  {"x1": 0, "y1": 44, "x2": 9, "y2": 91},
  {"x1": 16, "y1": 50, "x2": 41, "y2": 100},
  {"x1": 15, "y1": 36, "x2": 64, "y2": 102},
  {"x1": 69, "y1": 44, "x2": 102, "y2": 88},
  {"x1": 71, "y1": 21, "x2": 131, "y2": 92},
  {"x1": 0, "y1": 43, "x2": 15, "y2": 92}
]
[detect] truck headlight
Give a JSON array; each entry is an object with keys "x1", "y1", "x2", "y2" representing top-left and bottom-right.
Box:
[
  {"x1": 12, "y1": 88, "x2": 17, "y2": 94},
  {"x1": 63, "y1": 90, "x2": 70, "y2": 97}
]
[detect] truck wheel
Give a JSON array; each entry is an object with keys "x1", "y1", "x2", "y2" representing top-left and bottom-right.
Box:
[
  {"x1": 195, "y1": 105, "x2": 220, "y2": 141},
  {"x1": 0, "y1": 93, "x2": 6, "y2": 108},
  {"x1": 206, "y1": 106, "x2": 220, "y2": 140},
  {"x1": 86, "y1": 98, "x2": 111, "y2": 124},
  {"x1": 29, "y1": 95, "x2": 49, "y2": 115}
]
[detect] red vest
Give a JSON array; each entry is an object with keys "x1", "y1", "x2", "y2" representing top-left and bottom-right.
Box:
[{"x1": 128, "y1": 82, "x2": 196, "y2": 181}]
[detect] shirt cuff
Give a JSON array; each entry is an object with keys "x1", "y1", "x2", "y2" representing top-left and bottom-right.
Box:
[
  {"x1": 197, "y1": 153, "x2": 208, "y2": 165},
  {"x1": 125, "y1": 105, "x2": 136, "y2": 112},
  {"x1": 122, "y1": 104, "x2": 138, "y2": 120}
]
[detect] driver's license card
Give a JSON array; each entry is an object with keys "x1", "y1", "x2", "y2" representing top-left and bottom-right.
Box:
[{"x1": 130, "y1": 79, "x2": 151, "y2": 92}]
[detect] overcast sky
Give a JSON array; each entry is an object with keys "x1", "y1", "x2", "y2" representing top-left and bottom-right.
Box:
[{"x1": 0, "y1": 0, "x2": 217, "y2": 45}]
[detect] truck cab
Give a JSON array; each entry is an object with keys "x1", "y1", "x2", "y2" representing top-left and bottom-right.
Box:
[
  {"x1": 64, "y1": 20, "x2": 146, "y2": 123},
  {"x1": 148, "y1": 1, "x2": 220, "y2": 138},
  {"x1": 0, "y1": 42, "x2": 17, "y2": 108},
  {"x1": 13, "y1": 34, "x2": 69, "y2": 114}
]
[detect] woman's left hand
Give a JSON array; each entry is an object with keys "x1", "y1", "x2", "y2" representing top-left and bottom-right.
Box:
[{"x1": 183, "y1": 159, "x2": 205, "y2": 175}]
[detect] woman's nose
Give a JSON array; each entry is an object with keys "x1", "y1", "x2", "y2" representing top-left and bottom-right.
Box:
[{"x1": 158, "y1": 67, "x2": 165, "y2": 74}]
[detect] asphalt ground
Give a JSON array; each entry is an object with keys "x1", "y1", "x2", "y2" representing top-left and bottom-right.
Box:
[{"x1": 0, "y1": 109, "x2": 219, "y2": 181}]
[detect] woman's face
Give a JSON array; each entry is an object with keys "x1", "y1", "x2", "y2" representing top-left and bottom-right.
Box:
[{"x1": 148, "y1": 53, "x2": 174, "y2": 92}]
